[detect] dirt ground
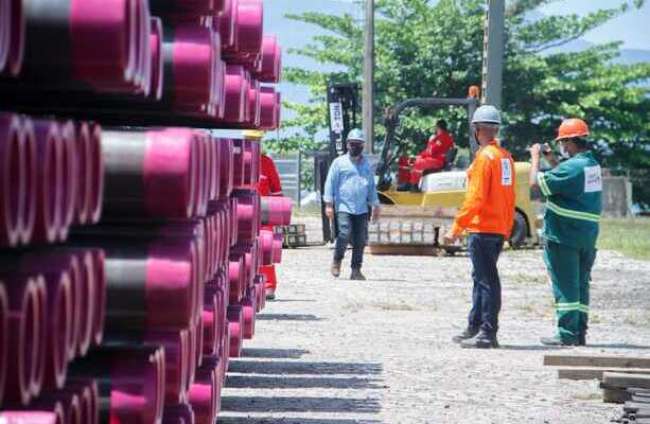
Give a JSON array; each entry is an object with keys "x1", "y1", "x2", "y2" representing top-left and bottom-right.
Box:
[{"x1": 218, "y1": 219, "x2": 650, "y2": 424}]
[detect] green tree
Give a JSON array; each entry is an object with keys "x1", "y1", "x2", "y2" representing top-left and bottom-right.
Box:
[{"x1": 282, "y1": 0, "x2": 650, "y2": 173}]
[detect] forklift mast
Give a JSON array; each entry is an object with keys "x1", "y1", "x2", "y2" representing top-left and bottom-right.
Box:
[
  {"x1": 326, "y1": 82, "x2": 360, "y2": 159},
  {"x1": 316, "y1": 82, "x2": 361, "y2": 243}
]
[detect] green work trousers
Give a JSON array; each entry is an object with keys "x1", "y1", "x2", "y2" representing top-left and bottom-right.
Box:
[{"x1": 543, "y1": 240, "x2": 597, "y2": 343}]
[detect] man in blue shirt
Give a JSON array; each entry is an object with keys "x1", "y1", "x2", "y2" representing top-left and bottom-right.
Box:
[{"x1": 324, "y1": 129, "x2": 381, "y2": 280}]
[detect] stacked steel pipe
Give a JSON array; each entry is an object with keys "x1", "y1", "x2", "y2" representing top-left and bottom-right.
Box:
[
  {"x1": 0, "y1": 0, "x2": 283, "y2": 131},
  {"x1": 1, "y1": 0, "x2": 288, "y2": 421}
]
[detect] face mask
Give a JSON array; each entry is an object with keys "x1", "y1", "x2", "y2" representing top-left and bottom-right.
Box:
[
  {"x1": 558, "y1": 143, "x2": 569, "y2": 159},
  {"x1": 349, "y1": 144, "x2": 364, "y2": 157}
]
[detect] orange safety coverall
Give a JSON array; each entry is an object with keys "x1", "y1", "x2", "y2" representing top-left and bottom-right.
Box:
[
  {"x1": 257, "y1": 154, "x2": 283, "y2": 295},
  {"x1": 258, "y1": 154, "x2": 283, "y2": 197},
  {"x1": 410, "y1": 131, "x2": 455, "y2": 185},
  {"x1": 451, "y1": 140, "x2": 515, "y2": 238}
]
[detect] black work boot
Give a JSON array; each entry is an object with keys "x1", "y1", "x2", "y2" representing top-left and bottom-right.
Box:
[
  {"x1": 540, "y1": 335, "x2": 579, "y2": 347},
  {"x1": 350, "y1": 269, "x2": 366, "y2": 281},
  {"x1": 461, "y1": 330, "x2": 499, "y2": 349},
  {"x1": 331, "y1": 260, "x2": 342, "y2": 278},
  {"x1": 452, "y1": 327, "x2": 480, "y2": 344}
]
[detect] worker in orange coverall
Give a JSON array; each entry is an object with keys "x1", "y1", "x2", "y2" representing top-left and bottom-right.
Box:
[
  {"x1": 258, "y1": 151, "x2": 283, "y2": 300},
  {"x1": 408, "y1": 119, "x2": 455, "y2": 190}
]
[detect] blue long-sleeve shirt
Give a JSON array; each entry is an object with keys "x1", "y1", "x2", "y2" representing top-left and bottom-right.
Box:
[{"x1": 323, "y1": 154, "x2": 379, "y2": 215}]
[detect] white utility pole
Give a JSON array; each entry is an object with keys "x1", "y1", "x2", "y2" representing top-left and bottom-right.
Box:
[{"x1": 362, "y1": 0, "x2": 375, "y2": 153}]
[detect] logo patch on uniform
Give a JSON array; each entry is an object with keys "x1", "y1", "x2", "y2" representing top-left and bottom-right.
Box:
[
  {"x1": 584, "y1": 165, "x2": 602, "y2": 193},
  {"x1": 501, "y1": 158, "x2": 513, "y2": 186}
]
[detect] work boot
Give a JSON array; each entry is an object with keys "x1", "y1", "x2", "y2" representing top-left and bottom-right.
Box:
[
  {"x1": 350, "y1": 269, "x2": 366, "y2": 281},
  {"x1": 452, "y1": 327, "x2": 480, "y2": 344},
  {"x1": 265, "y1": 288, "x2": 276, "y2": 301},
  {"x1": 540, "y1": 335, "x2": 578, "y2": 347},
  {"x1": 331, "y1": 260, "x2": 341, "y2": 278},
  {"x1": 460, "y1": 330, "x2": 499, "y2": 349}
]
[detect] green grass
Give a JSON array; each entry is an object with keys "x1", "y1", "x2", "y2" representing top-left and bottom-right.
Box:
[{"x1": 598, "y1": 218, "x2": 650, "y2": 260}]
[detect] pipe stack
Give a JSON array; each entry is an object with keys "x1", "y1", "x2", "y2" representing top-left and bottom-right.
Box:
[
  {"x1": 0, "y1": 0, "x2": 283, "y2": 131},
  {"x1": 1, "y1": 0, "x2": 288, "y2": 421}
]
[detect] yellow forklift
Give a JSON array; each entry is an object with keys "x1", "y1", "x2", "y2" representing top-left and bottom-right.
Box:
[{"x1": 370, "y1": 93, "x2": 541, "y2": 255}]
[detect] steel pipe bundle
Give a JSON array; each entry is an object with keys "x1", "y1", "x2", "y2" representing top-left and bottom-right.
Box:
[
  {"x1": 100, "y1": 239, "x2": 199, "y2": 332},
  {"x1": 0, "y1": 0, "x2": 26, "y2": 76},
  {"x1": 0, "y1": 115, "x2": 101, "y2": 246},
  {"x1": 69, "y1": 346, "x2": 165, "y2": 424},
  {"x1": 72, "y1": 122, "x2": 103, "y2": 226},
  {"x1": 0, "y1": 113, "x2": 28, "y2": 246},
  {"x1": 0, "y1": 409, "x2": 64, "y2": 424},
  {"x1": 260, "y1": 196, "x2": 293, "y2": 226},
  {"x1": 226, "y1": 304, "x2": 243, "y2": 358},
  {"x1": 149, "y1": 17, "x2": 165, "y2": 101},
  {"x1": 2, "y1": 275, "x2": 42, "y2": 405},
  {"x1": 12, "y1": 0, "x2": 154, "y2": 95},
  {"x1": 228, "y1": 253, "x2": 245, "y2": 304},
  {"x1": 254, "y1": 35, "x2": 281, "y2": 83},
  {"x1": 150, "y1": 0, "x2": 221, "y2": 16},
  {"x1": 241, "y1": 288, "x2": 256, "y2": 339},
  {"x1": 0, "y1": 281, "x2": 8, "y2": 405},
  {"x1": 222, "y1": 64, "x2": 248, "y2": 123},
  {"x1": 62, "y1": 379, "x2": 99, "y2": 424},
  {"x1": 188, "y1": 359, "x2": 219, "y2": 424},
  {"x1": 163, "y1": 24, "x2": 223, "y2": 114},
  {"x1": 162, "y1": 402, "x2": 195, "y2": 424},
  {"x1": 259, "y1": 85, "x2": 280, "y2": 130},
  {"x1": 234, "y1": 190, "x2": 261, "y2": 244},
  {"x1": 143, "y1": 329, "x2": 190, "y2": 404},
  {"x1": 102, "y1": 129, "x2": 205, "y2": 219}
]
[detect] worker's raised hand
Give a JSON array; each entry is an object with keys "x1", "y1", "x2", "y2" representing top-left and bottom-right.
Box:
[
  {"x1": 325, "y1": 205, "x2": 335, "y2": 220},
  {"x1": 528, "y1": 143, "x2": 542, "y2": 159}
]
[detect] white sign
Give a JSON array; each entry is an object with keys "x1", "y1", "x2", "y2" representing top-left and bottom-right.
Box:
[
  {"x1": 329, "y1": 102, "x2": 344, "y2": 133},
  {"x1": 501, "y1": 158, "x2": 513, "y2": 186},
  {"x1": 584, "y1": 165, "x2": 603, "y2": 193}
]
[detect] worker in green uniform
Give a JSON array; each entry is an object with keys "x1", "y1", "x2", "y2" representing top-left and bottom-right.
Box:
[{"x1": 529, "y1": 118, "x2": 602, "y2": 346}]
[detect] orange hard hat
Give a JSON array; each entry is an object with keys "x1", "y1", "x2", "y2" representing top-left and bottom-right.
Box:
[{"x1": 556, "y1": 118, "x2": 590, "y2": 141}]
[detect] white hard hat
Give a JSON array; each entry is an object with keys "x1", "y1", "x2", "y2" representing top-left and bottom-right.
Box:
[
  {"x1": 472, "y1": 105, "x2": 502, "y2": 125},
  {"x1": 346, "y1": 128, "x2": 366, "y2": 143}
]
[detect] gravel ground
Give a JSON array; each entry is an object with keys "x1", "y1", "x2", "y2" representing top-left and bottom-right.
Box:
[{"x1": 218, "y1": 220, "x2": 650, "y2": 424}]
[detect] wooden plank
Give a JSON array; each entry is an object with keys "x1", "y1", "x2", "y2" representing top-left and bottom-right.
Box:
[
  {"x1": 602, "y1": 387, "x2": 627, "y2": 404},
  {"x1": 603, "y1": 373, "x2": 650, "y2": 390},
  {"x1": 369, "y1": 244, "x2": 438, "y2": 256},
  {"x1": 624, "y1": 402, "x2": 650, "y2": 413},
  {"x1": 544, "y1": 355, "x2": 650, "y2": 369},
  {"x1": 377, "y1": 205, "x2": 457, "y2": 219},
  {"x1": 558, "y1": 367, "x2": 650, "y2": 381}
]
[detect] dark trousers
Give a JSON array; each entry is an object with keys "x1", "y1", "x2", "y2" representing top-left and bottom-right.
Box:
[
  {"x1": 334, "y1": 212, "x2": 368, "y2": 270},
  {"x1": 467, "y1": 233, "x2": 504, "y2": 335}
]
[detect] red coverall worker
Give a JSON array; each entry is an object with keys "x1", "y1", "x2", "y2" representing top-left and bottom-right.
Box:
[
  {"x1": 410, "y1": 130, "x2": 455, "y2": 185},
  {"x1": 257, "y1": 153, "x2": 283, "y2": 299}
]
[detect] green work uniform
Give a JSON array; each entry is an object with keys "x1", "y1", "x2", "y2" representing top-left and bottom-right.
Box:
[{"x1": 537, "y1": 151, "x2": 602, "y2": 343}]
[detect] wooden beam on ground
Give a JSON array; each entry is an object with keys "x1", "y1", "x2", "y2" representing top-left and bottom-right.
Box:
[
  {"x1": 544, "y1": 355, "x2": 650, "y2": 369},
  {"x1": 603, "y1": 373, "x2": 650, "y2": 390},
  {"x1": 558, "y1": 367, "x2": 650, "y2": 381}
]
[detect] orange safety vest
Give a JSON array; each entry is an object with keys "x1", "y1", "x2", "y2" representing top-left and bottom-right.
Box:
[{"x1": 451, "y1": 140, "x2": 515, "y2": 238}]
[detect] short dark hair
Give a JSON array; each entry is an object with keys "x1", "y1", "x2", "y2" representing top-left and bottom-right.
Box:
[{"x1": 436, "y1": 119, "x2": 448, "y2": 131}]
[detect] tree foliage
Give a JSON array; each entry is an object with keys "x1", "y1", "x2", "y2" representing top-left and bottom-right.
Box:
[{"x1": 281, "y1": 0, "x2": 650, "y2": 170}]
